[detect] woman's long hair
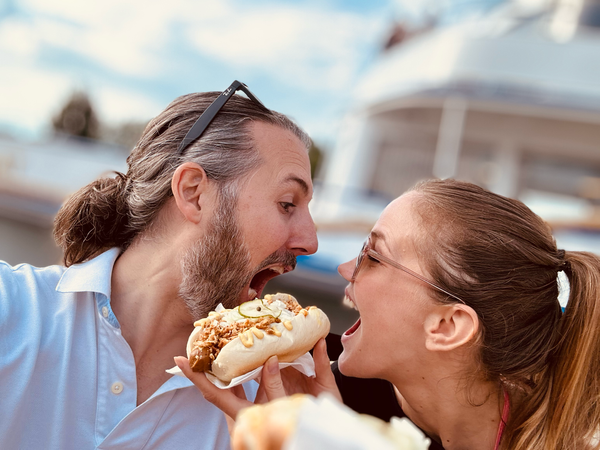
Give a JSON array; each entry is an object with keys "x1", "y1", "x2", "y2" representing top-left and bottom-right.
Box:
[{"x1": 411, "y1": 179, "x2": 600, "y2": 450}]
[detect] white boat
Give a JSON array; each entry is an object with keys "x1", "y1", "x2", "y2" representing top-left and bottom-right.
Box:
[{"x1": 271, "y1": 0, "x2": 600, "y2": 305}]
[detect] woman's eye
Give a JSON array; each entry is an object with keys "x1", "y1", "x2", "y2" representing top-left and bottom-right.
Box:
[
  {"x1": 279, "y1": 202, "x2": 296, "y2": 213},
  {"x1": 367, "y1": 255, "x2": 381, "y2": 264}
]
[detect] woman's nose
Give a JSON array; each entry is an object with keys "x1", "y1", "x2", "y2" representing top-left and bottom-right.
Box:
[{"x1": 338, "y1": 259, "x2": 355, "y2": 281}]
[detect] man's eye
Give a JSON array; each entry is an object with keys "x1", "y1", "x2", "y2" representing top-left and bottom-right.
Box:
[
  {"x1": 367, "y1": 255, "x2": 381, "y2": 264},
  {"x1": 279, "y1": 202, "x2": 296, "y2": 213}
]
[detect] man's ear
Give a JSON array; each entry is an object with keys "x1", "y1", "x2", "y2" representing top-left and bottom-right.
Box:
[
  {"x1": 171, "y1": 162, "x2": 211, "y2": 224},
  {"x1": 424, "y1": 304, "x2": 479, "y2": 352}
]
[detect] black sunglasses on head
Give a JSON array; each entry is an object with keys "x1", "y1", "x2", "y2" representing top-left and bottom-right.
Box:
[{"x1": 177, "y1": 80, "x2": 269, "y2": 155}]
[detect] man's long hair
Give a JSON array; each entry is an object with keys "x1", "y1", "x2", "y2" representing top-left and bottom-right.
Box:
[{"x1": 53, "y1": 92, "x2": 310, "y2": 266}]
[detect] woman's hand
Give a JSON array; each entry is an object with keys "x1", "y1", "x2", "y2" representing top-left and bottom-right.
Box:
[
  {"x1": 174, "y1": 338, "x2": 341, "y2": 419},
  {"x1": 258, "y1": 338, "x2": 342, "y2": 403},
  {"x1": 174, "y1": 354, "x2": 261, "y2": 419}
]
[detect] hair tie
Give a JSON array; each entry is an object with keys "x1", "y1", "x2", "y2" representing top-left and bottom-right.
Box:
[
  {"x1": 556, "y1": 249, "x2": 571, "y2": 313},
  {"x1": 556, "y1": 249, "x2": 570, "y2": 270}
]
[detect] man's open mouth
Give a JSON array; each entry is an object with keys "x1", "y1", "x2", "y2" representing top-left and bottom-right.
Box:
[{"x1": 246, "y1": 264, "x2": 293, "y2": 301}]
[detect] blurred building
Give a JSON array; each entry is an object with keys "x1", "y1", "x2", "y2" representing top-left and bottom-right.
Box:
[
  {"x1": 3, "y1": 0, "x2": 600, "y2": 333},
  {"x1": 0, "y1": 134, "x2": 127, "y2": 266},
  {"x1": 275, "y1": 0, "x2": 600, "y2": 308}
]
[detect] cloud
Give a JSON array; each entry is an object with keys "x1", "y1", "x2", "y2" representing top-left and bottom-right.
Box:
[
  {"x1": 19, "y1": 0, "x2": 171, "y2": 77},
  {"x1": 0, "y1": 16, "x2": 40, "y2": 59},
  {"x1": 0, "y1": 0, "x2": 392, "y2": 142},
  {"x1": 184, "y1": 2, "x2": 387, "y2": 92},
  {"x1": 10, "y1": 0, "x2": 390, "y2": 89},
  {"x1": 93, "y1": 84, "x2": 164, "y2": 125},
  {"x1": 0, "y1": 65, "x2": 72, "y2": 136}
]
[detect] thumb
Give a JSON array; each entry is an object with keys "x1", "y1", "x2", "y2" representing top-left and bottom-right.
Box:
[
  {"x1": 313, "y1": 338, "x2": 342, "y2": 401},
  {"x1": 256, "y1": 356, "x2": 286, "y2": 402}
]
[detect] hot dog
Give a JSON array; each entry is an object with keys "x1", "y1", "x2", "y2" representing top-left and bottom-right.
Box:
[
  {"x1": 232, "y1": 394, "x2": 432, "y2": 450},
  {"x1": 187, "y1": 293, "x2": 330, "y2": 382}
]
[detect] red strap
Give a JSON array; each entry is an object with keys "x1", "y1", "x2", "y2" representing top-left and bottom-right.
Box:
[{"x1": 494, "y1": 389, "x2": 510, "y2": 450}]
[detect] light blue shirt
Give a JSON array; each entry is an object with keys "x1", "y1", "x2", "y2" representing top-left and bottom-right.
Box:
[{"x1": 0, "y1": 248, "x2": 255, "y2": 449}]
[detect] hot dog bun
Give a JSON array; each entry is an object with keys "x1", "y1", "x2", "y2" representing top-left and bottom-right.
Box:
[
  {"x1": 187, "y1": 293, "x2": 330, "y2": 382},
  {"x1": 232, "y1": 394, "x2": 432, "y2": 450},
  {"x1": 231, "y1": 394, "x2": 307, "y2": 450}
]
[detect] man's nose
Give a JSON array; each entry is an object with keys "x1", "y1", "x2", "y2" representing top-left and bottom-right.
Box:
[{"x1": 289, "y1": 212, "x2": 318, "y2": 256}]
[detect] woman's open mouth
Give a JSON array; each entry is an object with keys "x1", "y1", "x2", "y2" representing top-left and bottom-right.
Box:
[
  {"x1": 342, "y1": 291, "x2": 361, "y2": 339},
  {"x1": 343, "y1": 317, "x2": 361, "y2": 337}
]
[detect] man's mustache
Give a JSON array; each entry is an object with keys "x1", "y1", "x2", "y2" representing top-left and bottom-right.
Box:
[{"x1": 253, "y1": 249, "x2": 297, "y2": 273}]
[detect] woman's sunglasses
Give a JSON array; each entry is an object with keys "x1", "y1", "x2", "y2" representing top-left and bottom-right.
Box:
[{"x1": 352, "y1": 235, "x2": 466, "y2": 304}]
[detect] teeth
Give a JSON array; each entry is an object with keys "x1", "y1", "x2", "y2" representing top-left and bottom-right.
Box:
[
  {"x1": 248, "y1": 288, "x2": 258, "y2": 300},
  {"x1": 269, "y1": 266, "x2": 284, "y2": 274},
  {"x1": 343, "y1": 295, "x2": 358, "y2": 311}
]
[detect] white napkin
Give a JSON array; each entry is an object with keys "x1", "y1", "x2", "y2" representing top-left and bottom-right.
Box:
[
  {"x1": 284, "y1": 394, "x2": 431, "y2": 450},
  {"x1": 166, "y1": 351, "x2": 316, "y2": 389}
]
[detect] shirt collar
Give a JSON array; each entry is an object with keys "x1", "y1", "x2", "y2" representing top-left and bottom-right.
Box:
[{"x1": 56, "y1": 248, "x2": 121, "y2": 297}]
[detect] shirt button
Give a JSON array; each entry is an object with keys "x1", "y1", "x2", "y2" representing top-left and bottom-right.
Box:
[
  {"x1": 111, "y1": 382, "x2": 124, "y2": 395},
  {"x1": 102, "y1": 306, "x2": 109, "y2": 318}
]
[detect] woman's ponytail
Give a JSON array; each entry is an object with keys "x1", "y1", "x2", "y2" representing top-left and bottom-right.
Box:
[
  {"x1": 506, "y1": 251, "x2": 600, "y2": 449},
  {"x1": 543, "y1": 251, "x2": 600, "y2": 448},
  {"x1": 53, "y1": 172, "x2": 134, "y2": 266}
]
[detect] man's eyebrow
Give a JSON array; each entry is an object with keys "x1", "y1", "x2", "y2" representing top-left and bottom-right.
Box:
[{"x1": 282, "y1": 175, "x2": 310, "y2": 196}]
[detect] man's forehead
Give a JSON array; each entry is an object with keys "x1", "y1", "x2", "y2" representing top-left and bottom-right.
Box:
[
  {"x1": 250, "y1": 123, "x2": 312, "y2": 193},
  {"x1": 280, "y1": 174, "x2": 311, "y2": 196}
]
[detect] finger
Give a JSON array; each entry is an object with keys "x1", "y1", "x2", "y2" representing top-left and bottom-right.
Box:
[
  {"x1": 313, "y1": 339, "x2": 342, "y2": 401},
  {"x1": 175, "y1": 356, "x2": 251, "y2": 419},
  {"x1": 231, "y1": 384, "x2": 248, "y2": 401},
  {"x1": 279, "y1": 366, "x2": 307, "y2": 395},
  {"x1": 256, "y1": 356, "x2": 287, "y2": 402}
]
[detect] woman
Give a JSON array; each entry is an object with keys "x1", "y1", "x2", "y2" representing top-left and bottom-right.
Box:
[{"x1": 178, "y1": 179, "x2": 600, "y2": 449}]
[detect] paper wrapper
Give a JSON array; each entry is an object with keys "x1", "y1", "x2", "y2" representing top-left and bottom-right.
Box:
[
  {"x1": 284, "y1": 394, "x2": 431, "y2": 450},
  {"x1": 166, "y1": 351, "x2": 316, "y2": 389}
]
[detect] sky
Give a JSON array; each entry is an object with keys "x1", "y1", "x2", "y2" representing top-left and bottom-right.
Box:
[
  {"x1": 0, "y1": 0, "x2": 417, "y2": 150},
  {"x1": 0, "y1": 0, "x2": 507, "y2": 151}
]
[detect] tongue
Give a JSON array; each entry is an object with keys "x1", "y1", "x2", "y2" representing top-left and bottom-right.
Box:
[{"x1": 344, "y1": 318, "x2": 361, "y2": 336}]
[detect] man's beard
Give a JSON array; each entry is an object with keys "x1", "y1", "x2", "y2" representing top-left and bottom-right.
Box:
[{"x1": 179, "y1": 192, "x2": 297, "y2": 319}]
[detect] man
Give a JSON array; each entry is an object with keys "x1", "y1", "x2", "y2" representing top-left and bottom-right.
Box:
[{"x1": 0, "y1": 81, "x2": 318, "y2": 449}]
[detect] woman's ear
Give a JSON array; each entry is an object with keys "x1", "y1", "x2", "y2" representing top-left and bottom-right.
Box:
[
  {"x1": 171, "y1": 162, "x2": 210, "y2": 224},
  {"x1": 424, "y1": 304, "x2": 479, "y2": 352}
]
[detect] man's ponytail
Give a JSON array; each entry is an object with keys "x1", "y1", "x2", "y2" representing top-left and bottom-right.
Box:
[{"x1": 54, "y1": 172, "x2": 133, "y2": 266}]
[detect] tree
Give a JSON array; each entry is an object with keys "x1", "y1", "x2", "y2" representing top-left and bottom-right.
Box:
[
  {"x1": 52, "y1": 91, "x2": 99, "y2": 139},
  {"x1": 309, "y1": 142, "x2": 324, "y2": 180}
]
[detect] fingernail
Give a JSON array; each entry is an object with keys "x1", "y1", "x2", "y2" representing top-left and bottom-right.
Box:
[{"x1": 267, "y1": 356, "x2": 279, "y2": 374}]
